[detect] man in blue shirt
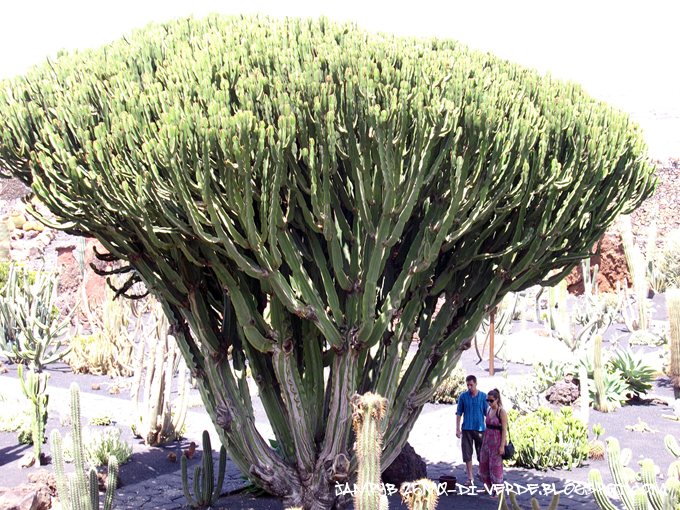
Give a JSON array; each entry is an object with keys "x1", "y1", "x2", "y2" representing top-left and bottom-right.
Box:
[{"x1": 456, "y1": 375, "x2": 489, "y2": 485}]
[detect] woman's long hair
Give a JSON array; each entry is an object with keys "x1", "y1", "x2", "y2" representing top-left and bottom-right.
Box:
[{"x1": 488, "y1": 388, "x2": 503, "y2": 408}]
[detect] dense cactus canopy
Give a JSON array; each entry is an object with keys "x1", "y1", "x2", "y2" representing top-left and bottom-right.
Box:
[{"x1": 0, "y1": 13, "x2": 656, "y2": 509}]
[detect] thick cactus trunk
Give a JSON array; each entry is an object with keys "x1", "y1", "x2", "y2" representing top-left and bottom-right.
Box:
[{"x1": 668, "y1": 290, "x2": 680, "y2": 399}]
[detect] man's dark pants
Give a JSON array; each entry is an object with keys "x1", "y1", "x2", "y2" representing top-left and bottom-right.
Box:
[{"x1": 461, "y1": 430, "x2": 484, "y2": 462}]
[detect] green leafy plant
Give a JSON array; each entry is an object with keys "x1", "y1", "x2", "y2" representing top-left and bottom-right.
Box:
[
  {"x1": 606, "y1": 348, "x2": 656, "y2": 398},
  {"x1": 502, "y1": 372, "x2": 546, "y2": 413},
  {"x1": 533, "y1": 360, "x2": 567, "y2": 391},
  {"x1": 0, "y1": 13, "x2": 656, "y2": 508},
  {"x1": 89, "y1": 412, "x2": 114, "y2": 426},
  {"x1": 62, "y1": 426, "x2": 132, "y2": 467},
  {"x1": 0, "y1": 397, "x2": 30, "y2": 432},
  {"x1": 51, "y1": 383, "x2": 119, "y2": 510},
  {"x1": 506, "y1": 407, "x2": 588, "y2": 470}
]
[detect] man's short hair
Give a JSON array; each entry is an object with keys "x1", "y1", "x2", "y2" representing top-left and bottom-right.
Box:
[{"x1": 466, "y1": 375, "x2": 477, "y2": 384}]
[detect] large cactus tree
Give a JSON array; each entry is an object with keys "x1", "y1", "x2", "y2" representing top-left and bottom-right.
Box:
[{"x1": 0, "y1": 14, "x2": 655, "y2": 510}]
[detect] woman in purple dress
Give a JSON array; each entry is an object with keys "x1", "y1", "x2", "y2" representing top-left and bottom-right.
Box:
[{"x1": 479, "y1": 389, "x2": 507, "y2": 498}]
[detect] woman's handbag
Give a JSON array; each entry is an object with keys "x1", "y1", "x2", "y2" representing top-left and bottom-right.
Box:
[{"x1": 502, "y1": 437, "x2": 514, "y2": 460}]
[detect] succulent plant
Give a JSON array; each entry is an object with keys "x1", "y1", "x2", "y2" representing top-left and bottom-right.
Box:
[{"x1": 0, "y1": 14, "x2": 656, "y2": 508}]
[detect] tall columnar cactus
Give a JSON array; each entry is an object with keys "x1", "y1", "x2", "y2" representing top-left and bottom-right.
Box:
[
  {"x1": 17, "y1": 363, "x2": 48, "y2": 463},
  {"x1": 620, "y1": 215, "x2": 649, "y2": 330},
  {"x1": 0, "y1": 222, "x2": 9, "y2": 262},
  {"x1": 589, "y1": 437, "x2": 679, "y2": 510},
  {"x1": 51, "y1": 383, "x2": 118, "y2": 510},
  {"x1": 500, "y1": 491, "x2": 560, "y2": 510},
  {"x1": 131, "y1": 299, "x2": 189, "y2": 446},
  {"x1": 181, "y1": 430, "x2": 226, "y2": 508},
  {"x1": 0, "y1": 14, "x2": 656, "y2": 509},
  {"x1": 0, "y1": 262, "x2": 74, "y2": 371},
  {"x1": 351, "y1": 393, "x2": 389, "y2": 510},
  {"x1": 667, "y1": 290, "x2": 680, "y2": 399},
  {"x1": 579, "y1": 364, "x2": 589, "y2": 426},
  {"x1": 593, "y1": 335, "x2": 613, "y2": 413}
]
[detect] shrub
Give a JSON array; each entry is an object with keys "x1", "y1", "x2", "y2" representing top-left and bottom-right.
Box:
[
  {"x1": 507, "y1": 407, "x2": 588, "y2": 470},
  {"x1": 0, "y1": 398, "x2": 30, "y2": 432},
  {"x1": 428, "y1": 363, "x2": 466, "y2": 404},
  {"x1": 62, "y1": 426, "x2": 132, "y2": 467}
]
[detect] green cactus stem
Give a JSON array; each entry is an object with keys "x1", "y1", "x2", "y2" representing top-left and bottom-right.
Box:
[
  {"x1": 593, "y1": 335, "x2": 613, "y2": 412},
  {"x1": 352, "y1": 393, "x2": 389, "y2": 510},
  {"x1": 667, "y1": 290, "x2": 680, "y2": 399},
  {"x1": 0, "y1": 262, "x2": 74, "y2": 371},
  {"x1": 18, "y1": 364, "x2": 49, "y2": 463},
  {"x1": 51, "y1": 383, "x2": 118, "y2": 510},
  {"x1": 181, "y1": 430, "x2": 226, "y2": 508},
  {"x1": 590, "y1": 437, "x2": 680, "y2": 510}
]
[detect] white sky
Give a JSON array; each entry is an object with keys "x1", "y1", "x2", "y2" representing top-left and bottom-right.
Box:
[{"x1": 2, "y1": 0, "x2": 679, "y2": 158}]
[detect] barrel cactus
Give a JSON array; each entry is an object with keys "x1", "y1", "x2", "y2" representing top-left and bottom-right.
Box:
[{"x1": 0, "y1": 14, "x2": 655, "y2": 509}]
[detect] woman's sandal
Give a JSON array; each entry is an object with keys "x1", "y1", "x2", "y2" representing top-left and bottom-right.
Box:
[{"x1": 463, "y1": 479, "x2": 475, "y2": 486}]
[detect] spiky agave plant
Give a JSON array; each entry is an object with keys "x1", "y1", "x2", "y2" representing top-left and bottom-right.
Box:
[{"x1": 0, "y1": 14, "x2": 656, "y2": 509}]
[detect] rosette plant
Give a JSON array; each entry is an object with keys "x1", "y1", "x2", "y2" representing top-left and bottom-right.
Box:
[{"x1": 0, "y1": 14, "x2": 655, "y2": 510}]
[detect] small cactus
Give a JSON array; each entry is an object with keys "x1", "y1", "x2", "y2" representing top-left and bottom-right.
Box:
[
  {"x1": 351, "y1": 392, "x2": 389, "y2": 510},
  {"x1": 51, "y1": 383, "x2": 118, "y2": 510},
  {"x1": 181, "y1": 430, "x2": 226, "y2": 508},
  {"x1": 17, "y1": 364, "x2": 49, "y2": 464},
  {"x1": 589, "y1": 424, "x2": 605, "y2": 461}
]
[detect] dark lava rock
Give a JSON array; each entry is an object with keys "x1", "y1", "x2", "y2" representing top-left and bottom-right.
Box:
[{"x1": 382, "y1": 442, "x2": 427, "y2": 487}]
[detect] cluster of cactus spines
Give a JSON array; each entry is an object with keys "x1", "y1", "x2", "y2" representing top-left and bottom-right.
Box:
[
  {"x1": 667, "y1": 290, "x2": 680, "y2": 399},
  {"x1": 181, "y1": 430, "x2": 226, "y2": 508},
  {"x1": 51, "y1": 383, "x2": 118, "y2": 510},
  {"x1": 351, "y1": 393, "x2": 389, "y2": 510},
  {"x1": 590, "y1": 437, "x2": 680, "y2": 510},
  {"x1": 399, "y1": 479, "x2": 439, "y2": 510},
  {"x1": 131, "y1": 300, "x2": 189, "y2": 446},
  {"x1": 17, "y1": 363, "x2": 49, "y2": 462},
  {"x1": 0, "y1": 14, "x2": 657, "y2": 507},
  {"x1": 500, "y1": 490, "x2": 560, "y2": 510},
  {"x1": 0, "y1": 262, "x2": 74, "y2": 371},
  {"x1": 593, "y1": 335, "x2": 613, "y2": 412}
]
